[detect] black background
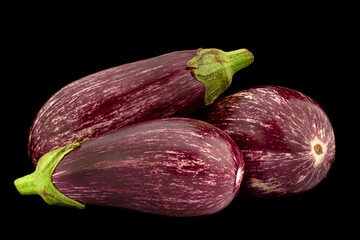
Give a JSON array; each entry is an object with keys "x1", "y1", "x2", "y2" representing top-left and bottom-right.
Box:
[{"x1": 3, "y1": 3, "x2": 354, "y2": 238}]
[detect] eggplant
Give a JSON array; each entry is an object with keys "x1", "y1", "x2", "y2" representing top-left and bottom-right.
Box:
[
  {"x1": 28, "y1": 48, "x2": 254, "y2": 166},
  {"x1": 203, "y1": 86, "x2": 335, "y2": 197},
  {"x1": 15, "y1": 118, "x2": 244, "y2": 217}
]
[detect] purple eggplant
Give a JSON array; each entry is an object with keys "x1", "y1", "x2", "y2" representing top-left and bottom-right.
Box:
[
  {"x1": 15, "y1": 118, "x2": 244, "y2": 217},
  {"x1": 28, "y1": 48, "x2": 254, "y2": 166},
  {"x1": 203, "y1": 86, "x2": 335, "y2": 197}
]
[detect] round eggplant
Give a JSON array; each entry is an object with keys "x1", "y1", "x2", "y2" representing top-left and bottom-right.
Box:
[{"x1": 203, "y1": 86, "x2": 335, "y2": 197}]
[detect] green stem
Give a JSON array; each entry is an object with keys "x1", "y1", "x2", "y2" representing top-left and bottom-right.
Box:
[
  {"x1": 187, "y1": 48, "x2": 254, "y2": 105},
  {"x1": 14, "y1": 173, "x2": 37, "y2": 195},
  {"x1": 14, "y1": 139, "x2": 88, "y2": 209},
  {"x1": 225, "y1": 49, "x2": 255, "y2": 77}
]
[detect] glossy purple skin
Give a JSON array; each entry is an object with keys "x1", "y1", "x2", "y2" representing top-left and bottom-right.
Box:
[
  {"x1": 29, "y1": 50, "x2": 205, "y2": 166},
  {"x1": 51, "y1": 118, "x2": 244, "y2": 217},
  {"x1": 204, "y1": 86, "x2": 335, "y2": 197}
]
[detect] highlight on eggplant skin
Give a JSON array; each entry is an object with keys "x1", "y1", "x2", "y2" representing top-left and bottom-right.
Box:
[
  {"x1": 28, "y1": 48, "x2": 254, "y2": 166},
  {"x1": 203, "y1": 86, "x2": 335, "y2": 198},
  {"x1": 16, "y1": 118, "x2": 245, "y2": 217}
]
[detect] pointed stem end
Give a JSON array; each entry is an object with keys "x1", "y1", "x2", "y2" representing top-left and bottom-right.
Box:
[
  {"x1": 225, "y1": 48, "x2": 254, "y2": 75},
  {"x1": 14, "y1": 173, "x2": 37, "y2": 195}
]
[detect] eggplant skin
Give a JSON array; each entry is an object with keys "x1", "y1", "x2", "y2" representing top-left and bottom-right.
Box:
[
  {"x1": 51, "y1": 118, "x2": 244, "y2": 217},
  {"x1": 28, "y1": 50, "x2": 203, "y2": 166},
  {"x1": 204, "y1": 86, "x2": 335, "y2": 197}
]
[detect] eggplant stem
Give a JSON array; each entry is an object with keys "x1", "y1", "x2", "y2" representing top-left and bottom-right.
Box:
[
  {"x1": 187, "y1": 48, "x2": 254, "y2": 105},
  {"x1": 14, "y1": 139, "x2": 88, "y2": 209},
  {"x1": 14, "y1": 173, "x2": 37, "y2": 195}
]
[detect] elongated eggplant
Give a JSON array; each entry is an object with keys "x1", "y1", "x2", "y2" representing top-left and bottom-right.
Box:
[
  {"x1": 28, "y1": 48, "x2": 253, "y2": 166},
  {"x1": 15, "y1": 118, "x2": 244, "y2": 217},
  {"x1": 203, "y1": 86, "x2": 335, "y2": 197}
]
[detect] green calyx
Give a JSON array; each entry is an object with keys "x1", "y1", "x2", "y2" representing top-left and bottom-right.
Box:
[
  {"x1": 14, "y1": 139, "x2": 88, "y2": 209},
  {"x1": 187, "y1": 48, "x2": 254, "y2": 105}
]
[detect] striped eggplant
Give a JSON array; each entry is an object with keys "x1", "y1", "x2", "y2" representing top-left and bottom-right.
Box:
[
  {"x1": 28, "y1": 48, "x2": 254, "y2": 166},
  {"x1": 15, "y1": 118, "x2": 244, "y2": 217},
  {"x1": 203, "y1": 86, "x2": 335, "y2": 197}
]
